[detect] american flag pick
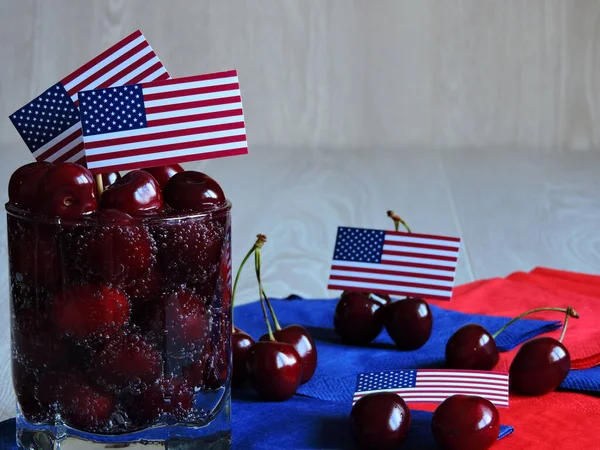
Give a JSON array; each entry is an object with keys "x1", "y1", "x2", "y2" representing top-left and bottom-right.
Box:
[
  {"x1": 79, "y1": 70, "x2": 248, "y2": 174},
  {"x1": 353, "y1": 369, "x2": 509, "y2": 408},
  {"x1": 9, "y1": 30, "x2": 169, "y2": 166},
  {"x1": 328, "y1": 227, "x2": 461, "y2": 300}
]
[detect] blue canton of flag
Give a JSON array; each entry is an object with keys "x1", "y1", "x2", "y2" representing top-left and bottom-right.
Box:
[
  {"x1": 79, "y1": 85, "x2": 147, "y2": 136},
  {"x1": 332, "y1": 227, "x2": 386, "y2": 263},
  {"x1": 9, "y1": 83, "x2": 80, "y2": 156}
]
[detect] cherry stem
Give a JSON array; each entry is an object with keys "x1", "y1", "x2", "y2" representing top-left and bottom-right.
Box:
[
  {"x1": 492, "y1": 306, "x2": 579, "y2": 340},
  {"x1": 95, "y1": 174, "x2": 104, "y2": 197},
  {"x1": 387, "y1": 210, "x2": 411, "y2": 233},
  {"x1": 255, "y1": 248, "x2": 282, "y2": 331},
  {"x1": 559, "y1": 306, "x2": 577, "y2": 342},
  {"x1": 231, "y1": 234, "x2": 267, "y2": 332},
  {"x1": 255, "y1": 250, "x2": 275, "y2": 341}
]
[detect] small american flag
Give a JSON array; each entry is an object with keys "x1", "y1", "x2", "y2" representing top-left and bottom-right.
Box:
[
  {"x1": 79, "y1": 70, "x2": 248, "y2": 174},
  {"x1": 353, "y1": 369, "x2": 509, "y2": 408},
  {"x1": 328, "y1": 227, "x2": 461, "y2": 300},
  {"x1": 9, "y1": 30, "x2": 169, "y2": 166}
]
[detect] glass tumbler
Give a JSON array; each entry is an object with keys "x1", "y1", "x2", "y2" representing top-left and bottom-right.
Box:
[{"x1": 6, "y1": 201, "x2": 232, "y2": 449}]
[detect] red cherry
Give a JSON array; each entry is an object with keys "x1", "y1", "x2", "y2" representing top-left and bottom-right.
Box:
[
  {"x1": 232, "y1": 329, "x2": 255, "y2": 387},
  {"x1": 383, "y1": 297, "x2": 433, "y2": 350},
  {"x1": 431, "y1": 395, "x2": 500, "y2": 450},
  {"x1": 100, "y1": 170, "x2": 164, "y2": 216},
  {"x1": 163, "y1": 171, "x2": 226, "y2": 212},
  {"x1": 59, "y1": 379, "x2": 116, "y2": 432},
  {"x1": 142, "y1": 164, "x2": 184, "y2": 188},
  {"x1": 40, "y1": 163, "x2": 98, "y2": 218},
  {"x1": 94, "y1": 331, "x2": 163, "y2": 391},
  {"x1": 350, "y1": 392, "x2": 411, "y2": 450},
  {"x1": 132, "y1": 377, "x2": 194, "y2": 424},
  {"x1": 155, "y1": 218, "x2": 224, "y2": 285},
  {"x1": 333, "y1": 292, "x2": 386, "y2": 345},
  {"x1": 245, "y1": 340, "x2": 303, "y2": 401},
  {"x1": 146, "y1": 287, "x2": 210, "y2": 353},
  {"x1": 445, "y1": 324, "x2": 499, "y2": 370},
  {"x1": 259, "y1": 325, "x2": 317, "y2": 384},
  {"x1": 68, "y1": 209, "x2": 155, "y2": 283},
  {"x1": 509, "y1": 336, "x2": 570, "y2": 395},
  {"x1": 183, "y1": 340, "x2": 228, "y2": 391},
  {"x1": 52, "y1": 284, "x2": 130, "y2": 341},
  {"x1": 101, "y1": 171, "x2": 121, "y2": 188},
  {"x1": 9, "y1": 161, "x2": 53, "y2": 212}
]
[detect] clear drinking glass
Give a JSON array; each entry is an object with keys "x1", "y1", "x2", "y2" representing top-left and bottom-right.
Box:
[{"x1": 6, "y1": 201, "x2": 232, "y2": 449}]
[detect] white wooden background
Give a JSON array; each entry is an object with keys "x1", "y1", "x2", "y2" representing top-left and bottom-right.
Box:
[{"x1": 0, "y1": 0, "x2": 599, "y2": 422}]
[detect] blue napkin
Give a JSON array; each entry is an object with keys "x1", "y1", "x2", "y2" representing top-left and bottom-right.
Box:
[
  {"x1": 561, "y1": 365, "x2": 600, "y2": 393},
  {"x1": 235, "y1": 298, "x2": 561, "y2": 403},
  {"x1": 0, "y1": 398, "x2": 514, "y2": 450}
]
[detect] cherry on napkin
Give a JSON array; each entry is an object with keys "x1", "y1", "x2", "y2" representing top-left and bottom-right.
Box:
[
  {"x1": 234, "y1": 298, "x2": 559, "y2": 404},
  {"x1": 429, "y1": 275, "x2": 600, "y2": 369}
]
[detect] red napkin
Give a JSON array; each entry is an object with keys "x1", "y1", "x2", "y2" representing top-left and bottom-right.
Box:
[
  {"x1": 415, "y1": 391, "x2": 600, "y2": 449},
  {"x1": 429, "y1": 274, "x2": 600, "y2": 369}
]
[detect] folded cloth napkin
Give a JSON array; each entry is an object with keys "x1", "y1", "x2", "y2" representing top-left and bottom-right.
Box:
[
  {"x1": 429, "y1": 274, "x2": 600, "y2": 370},
  {"x1": 0, "y1": 396, "x2": 514, "y2": 450},
  {"x1": 234, "y1": 298, "x2": 560, "y2": 403},
  {"x1": 562, "y1": 366, "x2": 600, "y2": 394}
]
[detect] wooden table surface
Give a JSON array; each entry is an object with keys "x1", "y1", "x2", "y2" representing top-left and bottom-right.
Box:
[{"x1": 0, "y1": 148, "x2": 599, "y2": 421}]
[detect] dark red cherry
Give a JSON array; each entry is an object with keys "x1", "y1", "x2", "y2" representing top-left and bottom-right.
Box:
[
  {"x1": 333, "y1": 292, "x2": 385, "y2": 345},
  {"x1": 245, "y1": 340, "x2": 302, "y2": 401},
  {"x1": 40, "y1": 163, "x2": 97, "y2": 218},
  {"x1": 101, "y1": 171, "x2": 121, "y2": 187},
  {"x1": 68, "y1": 209, "x2": 155, "y2": 283},
  {"x1": 383, "y1": 297, "x2": 433, "y2": 350},
  {"x1": 431, "y1": 395, "x2": 500, "y2": 450},
  {"x1": 259, "y1": 324, "x2": 317, "y2": 384},
  {"x1": 350, "y1": 392, "x2": 411, "y2": 450},
  {"x1": 445, "y1": 324, "x2": 499, "y2": 370},
  {"x1": 59, "y1": 378, "x2": 116, "y2": 433},
  {"x1": 163, "y1": 171, "x2": 226, "y2": 212},
  {"x1": 142, "y1": 164, "x2": 184, "y2": 188},
  {"x1": 100, "y1": 170, "x2": 164, "y2": 215},
  {"x1": 509, "y1": 336, "x2": 570, "y2": 395},
  {"x1": 232, "y1": 329, "x2": 255, "y2": 387},
  {"x1": 9, "y1": 161, "x2": 53, "y2": 212}
]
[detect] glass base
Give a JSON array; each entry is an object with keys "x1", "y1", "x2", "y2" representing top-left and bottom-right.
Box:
[{"x1": 16, "y1": 395, "x2": 231, "y2": 450}]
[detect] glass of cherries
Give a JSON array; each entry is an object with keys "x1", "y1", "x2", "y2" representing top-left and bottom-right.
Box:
[{"x1": 7, "y1": 161, "x2": 233, "y2": 449}]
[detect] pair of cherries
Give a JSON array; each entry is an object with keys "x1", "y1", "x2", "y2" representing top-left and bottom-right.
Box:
[
  {"x1": 445, "y1": 306, "x2": 579, "y2": 395},
  {"x1": 334, "y1": 292, "x2": 433, "y2": 350},
  {"x1": 351, "y1": 391, "x2": 500, "y2": 450},
  {"x1": 231, "y1": 235, "x2": 317, "y2": 401}
]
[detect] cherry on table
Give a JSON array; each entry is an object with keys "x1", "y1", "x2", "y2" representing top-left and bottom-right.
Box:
[
  {"x1": 40, "y1": 162, "x2": 98, "y2": 218},
  {"x1": 259, "y1": 324, "x2": 317, "y2": 384},
  {"x1": 245, "y1": 340, "x2": 303, "y2": 401},
  {"x1": 431, "y1": 394, "x2": 500, "y2": 450},
  {"x1": 509, "y1": 336, "x2": 570, "y2": 395},
  {"x1": 232, "y1": 328, "x2": 255, "y2": 387},
  {"x1": 163, "y1": 171, "x2": 226, "y2": 212},
  {"x1": 445, "y1": 324, "x2": 499, "y2": 370},
  {"x1": 9, "y1": 161, "x2": 53, "y2": 212},
  {"x1": 383, "y1": 297, "x2": 433, "y2": 350},
  {"x1": 350, "y1": 392, "x2": 411, "y2": 450},
  {"x1": 100, "y1": 170, "x2": 164, "y2": 215},
  {"x1": 142, "y1": 164, "x2": 184, "y2": 188},
  {"x1": 333, "y1": 291, "x2": 387, "y2": 345}
]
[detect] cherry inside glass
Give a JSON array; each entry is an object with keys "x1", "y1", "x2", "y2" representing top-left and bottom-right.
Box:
[{"x1": 6, "y1": 201, "x2": 232, "y2": 449}]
